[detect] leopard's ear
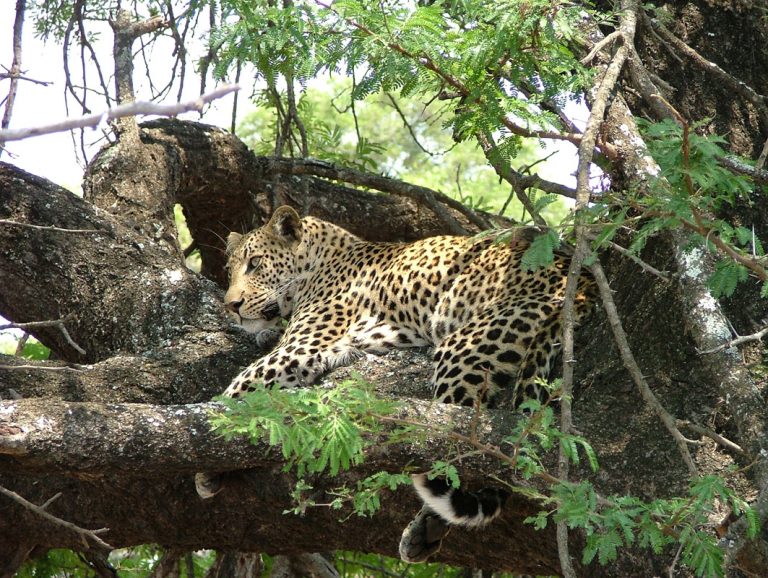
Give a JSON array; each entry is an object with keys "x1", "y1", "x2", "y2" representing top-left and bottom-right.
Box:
[
  {"x1": 226, "y1": 232, "x2": 243, "y2": 254},
  {"x1": 269, "y1": 206, "x2": 302, "y2": 245}
]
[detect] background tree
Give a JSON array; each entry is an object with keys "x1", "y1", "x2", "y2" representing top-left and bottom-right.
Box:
[{"x1": 1, "y1": 0, "x2": 768, "y2": 577}]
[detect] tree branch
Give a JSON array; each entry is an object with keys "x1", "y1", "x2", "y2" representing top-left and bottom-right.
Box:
[
  {"x1": 0, "y1": 485, "x2": 113, "y2": 550},
  {"x1": 263, "y1": 157, "x2": 489, "y2": 234},
  {"x1": 0, "y1": 318, "x2": 86, "y2": 356},
  {"x1": 0, "y1": 0, "x2": 26, "y2": 156},
  {"x1": 0, "y1": 85, "x2": 240, "y2": 142}
]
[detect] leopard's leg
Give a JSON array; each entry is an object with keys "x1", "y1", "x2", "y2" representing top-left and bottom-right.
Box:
[
  {"x1": 347, "y1": 315, "x2": 429, "y2": 354},
  {"x1": 197, "y1": 315, "x2": 364, "y2": 499},
  {"x1": 430, "y1": 300, "x2": 560, "y2": 408},
  {"x1": 398, "y1": 301, "x2": 554, "y2": 541}
]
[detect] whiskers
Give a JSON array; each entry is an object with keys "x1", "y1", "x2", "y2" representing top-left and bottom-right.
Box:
[{"x1": 257, "y1": 275, "x2": 304, "y2": 309}]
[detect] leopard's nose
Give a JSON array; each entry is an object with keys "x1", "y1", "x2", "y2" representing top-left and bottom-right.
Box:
[{"x1": 225, "y1": 298, "x2": 244, "y2": 313}]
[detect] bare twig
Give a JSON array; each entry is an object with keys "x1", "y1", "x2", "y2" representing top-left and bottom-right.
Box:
[
  {"x1": 0, "y1": 219, "x2": 104, "y2": 235},
  {"x1": 698, "y1": 324, "x2": 768, "y2": 355},
  {"x1": 606, "y1": 240, "x2": 671, "y2": 280},
  {"x1": 580, "y1": 30, "x2": 623, "y2": 64},
  {"x1": 0, "y1": 85, "x2": 240, "y2": 142},
  {"x1": 0, "y1": 70, "x2": 50, "y2": 86},
  {"x1": 668, "y1": 542, "x2": 684, "y2": 578},
  {"x1": 40, "y1": 492, "x2": 62, "y2": 510},
  {"x1": 718, "y1": 154, "x2": 768, "y2": 183},
  {"x1": 0, "y1": 364, "x2": 84, "y2": 372},
  {"x1": 676, "y1": 420, "x2": 745, "y2": 455},
  {"x1": 686, "y1": 206, "x2": 768, "y2": 283},
  {"x1": 0, "y1": 318, "x2": 86, "y2": 356},
  {"x1": 385, "y1": 93, "x2": 435, "y2": 156},
  {"x1": 0, "y1": 484, "x2": 113, "y2": 550}
]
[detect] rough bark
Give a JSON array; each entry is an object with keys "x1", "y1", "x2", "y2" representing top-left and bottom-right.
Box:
[{"x1": 0, "y1": 125, "x2": 751, "y2": 576}]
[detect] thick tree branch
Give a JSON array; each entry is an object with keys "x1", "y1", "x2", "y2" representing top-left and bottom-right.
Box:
[
  {"x1": 0, "y1": 370, "x2": 562, "y2": 575},
  {"x1": 263, "y1": 157, "x2": 488, "y2": 234}
]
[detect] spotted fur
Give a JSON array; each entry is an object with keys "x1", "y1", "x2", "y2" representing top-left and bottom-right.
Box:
[
  {"x1": 210, "y1": 206, "x2": 595, "y2": 558},
  {"x1": 223, "y1": 206, "x2": 595, "y2": 410}
]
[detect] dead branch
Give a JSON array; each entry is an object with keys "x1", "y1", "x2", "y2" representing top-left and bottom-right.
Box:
[
  {"x1": 0, "y1": 0, "x2": 26, "y2": 156},
  {"x1": 605, "y1": 239, "x2": 671, "y2": 280},
  {"x1": 676, "y1": 420, "x2": 745, "y2": 455},
  {"x1": 0, "y1": 484, "x2": 113, "y2": 550},
  {"x1": 0, "y1": 85, "x2": 240, "y2": 142},
  {"x1": 0, "y1": 219, "x2": 104, "y2": 234},
  {"x1": 0, "y1": 318, "x2": 85, "y2": 356},
  {"x1": 698, "y1": 324, "x2": 768, "y2": 355},
  {"x1": 0, "y1": 363, "x2": 84, "y2": 372}
]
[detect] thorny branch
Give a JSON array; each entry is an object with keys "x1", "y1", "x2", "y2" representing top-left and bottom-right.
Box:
[
  {"x1": 0, "y1": 219, "x2": 104, "y2": 234},
  {"x1": 698, "y1": 324, "x2": 768, "y2": 355}
]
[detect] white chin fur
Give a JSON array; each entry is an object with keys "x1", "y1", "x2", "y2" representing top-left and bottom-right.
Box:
[{"x1": 239, "y1": 317, "x2": 280, "y2": 333}]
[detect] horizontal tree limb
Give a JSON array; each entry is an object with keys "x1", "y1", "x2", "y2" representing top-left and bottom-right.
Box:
[
  {"x1": 0, "y1": 392, "x2": 502, "y2": 477},
  {"x1": 0, "y1": 362, "x2": 564, "y2": 575}
]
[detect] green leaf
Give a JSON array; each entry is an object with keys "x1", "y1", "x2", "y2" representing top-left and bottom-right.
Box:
[
  {"x1": 522, "y1": 230, "x2": 561, "y2": 271},
  {"x1": 709, "y1": 259, "x2": 748, "y2": 298}
]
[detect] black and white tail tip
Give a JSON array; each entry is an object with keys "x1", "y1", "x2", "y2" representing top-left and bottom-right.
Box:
[{"x1": 411, "y1": 473, "x2": 508, "y2": 527}]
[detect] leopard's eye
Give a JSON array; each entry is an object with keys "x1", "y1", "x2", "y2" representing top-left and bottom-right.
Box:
[{"x1": 246, "y1": 255, "x2": 262, "y2": 274}]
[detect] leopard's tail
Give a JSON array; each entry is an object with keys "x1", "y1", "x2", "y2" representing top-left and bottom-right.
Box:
[{"x1": 411, "y1": 473, "x2": 507, "y2": 527}]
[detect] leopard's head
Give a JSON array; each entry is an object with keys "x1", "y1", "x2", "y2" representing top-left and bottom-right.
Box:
[{"x1": 223, "y1": 206, "x2": 303, "y2": 333}]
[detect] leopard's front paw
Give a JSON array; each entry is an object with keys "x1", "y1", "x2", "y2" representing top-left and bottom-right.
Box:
[
  {"x1": 255, "y1": 327, "x2": 283, "y2": 350},
  {"x1": 195, "y1": 472, "x2": 223, "y2": 499},
  {"x1": 399, "y1": 507, "x2": 451, "y2": 563}
]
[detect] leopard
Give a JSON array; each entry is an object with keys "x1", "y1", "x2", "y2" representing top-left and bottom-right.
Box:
[{"x1": 197, "y1": 205, "x2": 596, "y2": 562}]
